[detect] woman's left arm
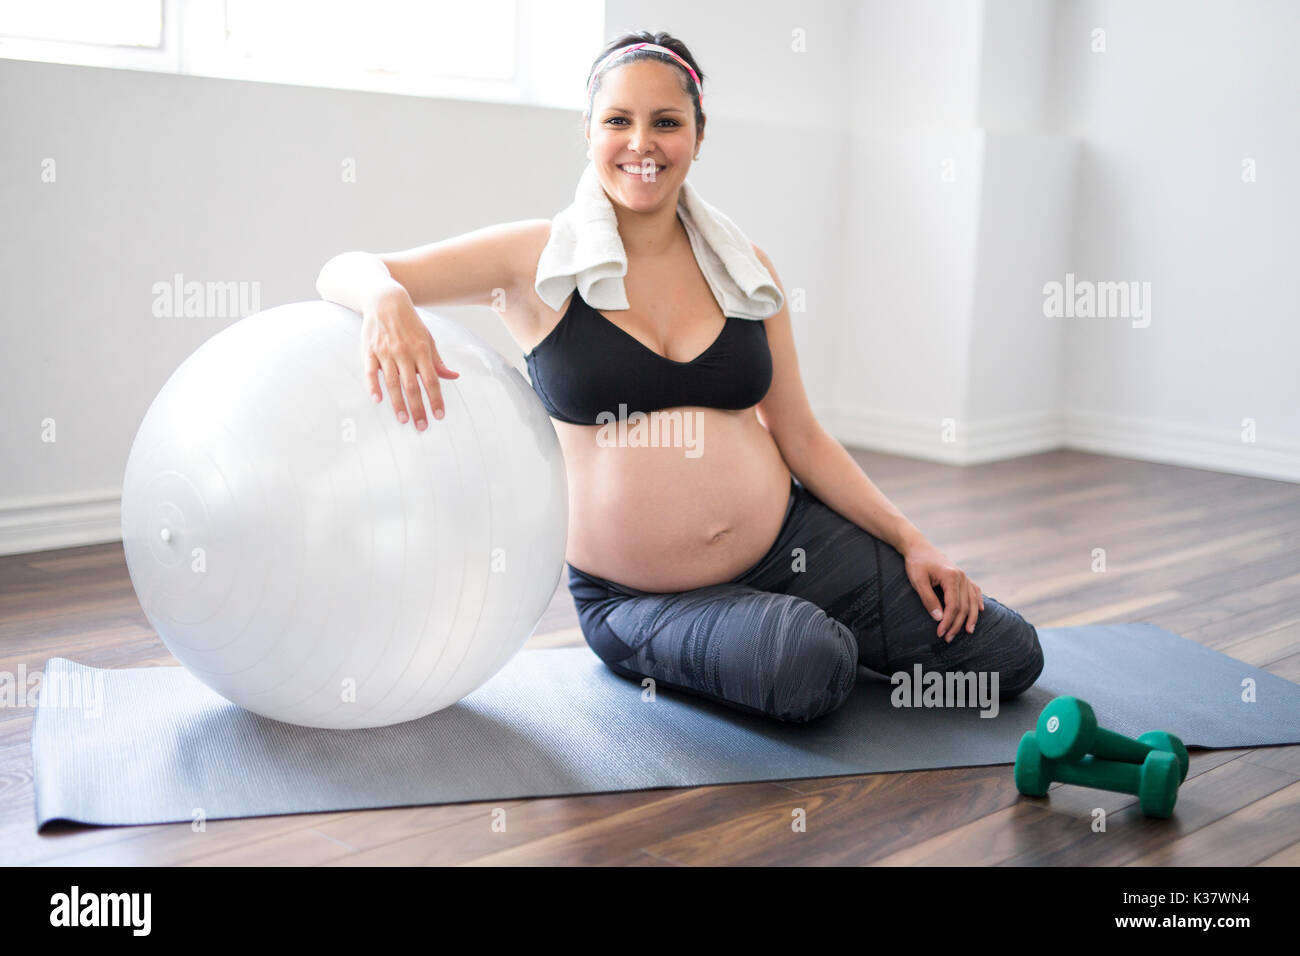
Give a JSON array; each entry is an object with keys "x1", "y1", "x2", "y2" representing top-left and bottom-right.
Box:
[{"x1": 750, "y1": 245, "x2": 984, "y2": 641}]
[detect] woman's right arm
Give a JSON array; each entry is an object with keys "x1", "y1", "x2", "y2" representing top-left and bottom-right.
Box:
[{"x1": 315, "y1": 220, "x2": 547, "y2": 429}]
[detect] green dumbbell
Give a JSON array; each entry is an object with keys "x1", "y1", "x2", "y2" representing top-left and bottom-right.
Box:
[
  {"x1": 1014, "y1": 731, "x2": 1181, "y2": 818},
  {"x1": 1136, "y1": 731, "x2": 1189, "y2": 780},
  {"x1": 1036, "y1": 696, "x2": 1189, "y2": 782}
]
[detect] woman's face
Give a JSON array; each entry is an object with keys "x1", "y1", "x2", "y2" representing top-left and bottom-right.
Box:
[{"x1": 586, "y1": 59, "x2": 702, "y2": 213}]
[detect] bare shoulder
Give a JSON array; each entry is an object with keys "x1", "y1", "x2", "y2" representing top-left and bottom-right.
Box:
[
  {"x1": 501, "y1": 217, "x2": 558, "y2": 323},
  {"x1": 499, "y1": 218, "x2": 576, "y2": 353},
  {"x1": 502, "y1": 218, "x2": 554, "y2": 298},
  {"x1": 510, "y1": 217, "x2": 554, "y2": 258}
]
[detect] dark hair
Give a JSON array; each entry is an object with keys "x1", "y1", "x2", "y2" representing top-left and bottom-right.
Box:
[{"x1": 583, "y1": 30, "x2": 706, "y2": 138}]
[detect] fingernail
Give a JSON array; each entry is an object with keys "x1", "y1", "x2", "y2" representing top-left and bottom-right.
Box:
[
  {"x1": 434, "y1": 408, "x2": 444, "y2": 420},
  {"x1": 416, "y1": 419, "x2": 426, "y2": 431},
  {"x1": 398, "y1": 411, "x2": 408, "y2": 423},
  {"x1": 931, "y1": 609, "x2": 942, "y2": 621}
]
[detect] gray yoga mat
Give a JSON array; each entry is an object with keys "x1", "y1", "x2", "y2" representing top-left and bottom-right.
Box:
[{"x1": 31, "y1": 622, "x2": 1300, "y2": 829}]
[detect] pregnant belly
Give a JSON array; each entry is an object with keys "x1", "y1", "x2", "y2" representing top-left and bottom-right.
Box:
[{"x1": 556, "y1": 407, "x2": 793, "y2": 592}]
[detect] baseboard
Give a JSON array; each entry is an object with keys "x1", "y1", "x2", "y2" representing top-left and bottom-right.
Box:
[
  {"x1": 1061, "y1": 409, "x2": 1300, "y2": 484},
  {"x1": 817, "y1": 406, "x2": 1064, "y2": 466},
  {"x1": 819, "y1": 405, "x2": 1300, "y2": 484},
  {"x1": 0, "y1": 490, "x2": 122, "y2": 558}
]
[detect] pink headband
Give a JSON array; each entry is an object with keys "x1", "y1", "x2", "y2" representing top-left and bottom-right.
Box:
[{"x1": 586, "y1": 42, "x2": 703, "y2": 109}]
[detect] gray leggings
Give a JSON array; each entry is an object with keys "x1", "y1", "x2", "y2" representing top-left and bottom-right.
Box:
[{"x1": 567, "y1": 475, "x2": 1045, "y2": 723}]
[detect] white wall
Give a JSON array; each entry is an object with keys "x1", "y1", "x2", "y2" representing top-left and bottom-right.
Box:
[
  {"x1": 831, "y1": 1, "x2": 985, "y2": 455},
  {"x1": 978, "y1": 0, "x2": 1056, "y2": 130},
  {"x1": 828, "y1": 0, "x2": 1298, "y2": 480},
  {"x1": 1049, "y1": 0, "x2": 1300, "y2": 481},
  {"x1": 965, "y1": 3, "x2": 1076, "y2": 449},
  {"x1": 850, "y1": 0, "x2": 985, "y2": 130},
  {"x1": 836, "y1": 127, "x2": 986, "y2": 432},
  {"x1": 828, "y1": 0, "x2": 1077, "y2": 465},
  {"x1": 2, "y1": 0, "x2": 1297, "y2": 556}
]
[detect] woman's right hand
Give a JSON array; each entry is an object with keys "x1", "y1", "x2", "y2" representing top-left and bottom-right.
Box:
[{"x1": 361, "y1": 286, "x2": 460, "y2": 429}]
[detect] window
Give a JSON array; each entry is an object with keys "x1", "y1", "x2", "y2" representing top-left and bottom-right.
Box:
[
  {"x1": 0, "y1": 0, "x2": 604, "y2": 109},
  {"x1": 0, "y1": 0, "x2": 161, "y2": 47}
]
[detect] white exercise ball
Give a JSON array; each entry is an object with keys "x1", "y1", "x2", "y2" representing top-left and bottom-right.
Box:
[{"x1": 120, "y1": 300, "x2": 568, "y2": 729}]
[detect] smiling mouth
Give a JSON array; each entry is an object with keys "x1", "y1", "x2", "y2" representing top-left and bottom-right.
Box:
[{"x1": 619, "y1": 162, "x2": 664, "y2": 177}]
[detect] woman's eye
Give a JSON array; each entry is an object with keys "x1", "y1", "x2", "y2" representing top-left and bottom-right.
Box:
[{"x1": 605, "y1": 118, "x2": 680, "y2": 127}]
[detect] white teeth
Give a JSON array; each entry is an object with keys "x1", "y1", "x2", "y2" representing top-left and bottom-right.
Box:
[{"x1": 621, "y1": 163, "x2": 659, "y2": 173}]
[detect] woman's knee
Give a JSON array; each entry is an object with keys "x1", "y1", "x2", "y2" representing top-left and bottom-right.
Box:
[
  {"x1": 569, "y1": 590, "x2": 638, "y2": 667},
  {"x1": 1002, "y1": 626, "x2": 1045, "y2": 700},
  {"x1": 977, "y1": 598, "x2": 1044, "y2": 699},
  {"x1": 767, "y1": 612, "x2": 859, "y2": 723}
]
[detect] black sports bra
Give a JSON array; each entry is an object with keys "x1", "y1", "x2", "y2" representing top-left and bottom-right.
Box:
[{"x1": 523, "y1": 287, "x2": 773, "y2": 426}]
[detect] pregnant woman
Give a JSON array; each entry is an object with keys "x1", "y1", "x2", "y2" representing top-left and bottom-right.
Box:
[{"x1": 317, "y1": 31, "x2": 1045, "y2": 723}]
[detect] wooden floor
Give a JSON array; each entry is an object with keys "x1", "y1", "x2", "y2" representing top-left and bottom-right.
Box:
[{"x1": 3, "y1": 448, "x2": 1299, "y2": 866}]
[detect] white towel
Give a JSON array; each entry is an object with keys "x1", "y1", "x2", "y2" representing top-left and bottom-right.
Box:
[{"x1": 534, "y1": 160, "x2": 784, "y2": 322}]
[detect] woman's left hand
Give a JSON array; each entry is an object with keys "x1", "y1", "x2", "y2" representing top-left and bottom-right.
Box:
[{"x1": 901, "y1": 538, "x2": 985, "y2": 642}]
